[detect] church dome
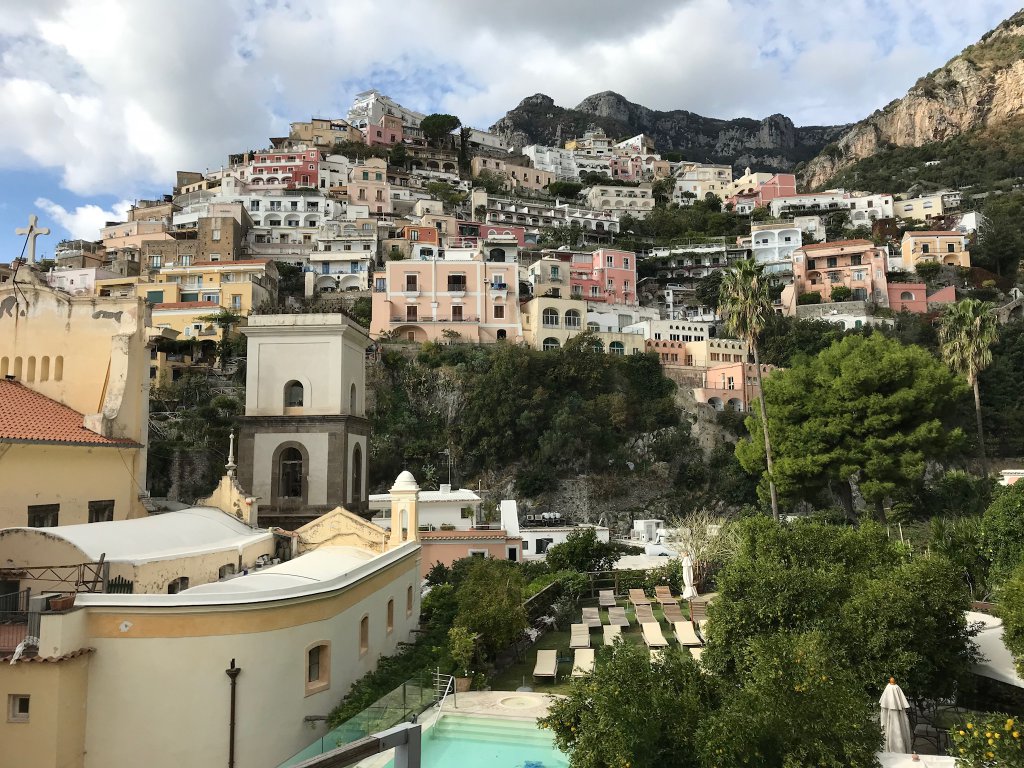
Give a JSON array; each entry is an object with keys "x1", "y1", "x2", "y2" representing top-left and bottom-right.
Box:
[{"x1": 391, "y1": 470, "x2": 420, "y2": 492}]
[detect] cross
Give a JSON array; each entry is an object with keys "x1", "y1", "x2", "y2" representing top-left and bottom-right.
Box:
[{"x1": 15, "y1": 214, "x2": 50, "y2": 264}]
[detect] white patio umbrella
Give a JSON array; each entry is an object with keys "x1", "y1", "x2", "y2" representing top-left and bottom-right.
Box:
[
  {"x1": 681, "y1": 552, "x2": 698, "y2": 600},
  {"x1": 879, "y1": 677, "x2": 913, "y2": 753}
]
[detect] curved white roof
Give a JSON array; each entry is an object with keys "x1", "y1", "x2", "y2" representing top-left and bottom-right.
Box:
[
  {"x1": 184, "y1": 547, "x2": 375, "y2": 595},
  {"x1": 25, "y1": 507, "x2": 271, "y2": 564},
  {"x1": 967, "y1": 610, "x2": 1024, "y2": 688}
]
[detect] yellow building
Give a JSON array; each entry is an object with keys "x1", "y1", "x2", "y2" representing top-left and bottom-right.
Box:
[
  {"x1": 470, "y1": 157, "x2": 554, "y2": 192},
  {"x1": 901, "y1": 230, "x2": 971, "y2": 270},
  {"x1": 521, "y1": 296, "x2": 646, "y2": 355},
  {"x1": 0, "y1": 474, "x2": 425, "y2": 768},
  {"x1": 0, "y1": 273, "x2": 150, "y2": 526}
]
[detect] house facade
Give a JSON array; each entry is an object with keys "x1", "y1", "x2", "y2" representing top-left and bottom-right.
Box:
[
  {"x1": 783, "y1": 239, "x2": 889, "y2": 314},
  {"x1": 900, "y1": 230, "x2": 971, "y2": 270}
]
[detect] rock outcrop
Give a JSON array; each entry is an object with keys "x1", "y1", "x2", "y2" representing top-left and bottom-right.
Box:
[
  {"x1": 802, "y1": 11, "x2": 1024, "y2": 189},
  {"x1": 489, "y1": 91, "x2": 846, "y2": 174}
]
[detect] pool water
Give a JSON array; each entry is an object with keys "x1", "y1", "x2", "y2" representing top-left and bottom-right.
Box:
[{"x1": 391, "y1": 713, "x2": 569, "y2": 768}]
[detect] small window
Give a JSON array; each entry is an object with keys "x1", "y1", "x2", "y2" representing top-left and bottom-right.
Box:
[
  {"x1": 406, "y1": 585, "x2": 414, "y2": 617},
  {"x1": 88, "y1": 500, "x2": 115, "y2": 523},
  {"x1": 387, "y1": 599, "x2": 395, "y2": 634},
  {"x1": 167, "y1": 577, "x2": 190, "y2": 594},
  {"x1": 947, "y1": 243, "x2": 956, "y2": 253},
  {"x1": 219, "y1": 564, "x2": 236, "y2": 579},
  {"x1": 359, "y1": 616, "x2": 369, "y2": 656},
  {"x1": 285, "y1": 381, "x2": 304, "y2": 408},
  {"x1": 7, "y1": 694, "x2": 29, "y2": 723},
  {"x1": 305, "y1": 642, "x2": 331, "y2": 695},
  {"x1": 28, "y1": 504, "x2": 59, "y2": 528},
  {"x1": 493, "y1": 305, "x2": 505, "y2": 319}
]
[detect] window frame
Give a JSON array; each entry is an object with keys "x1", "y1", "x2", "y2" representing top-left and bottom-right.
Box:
[
  {"x1": 88, "y1": 500, "x2": 115, "y2": 523},
  {"x1": 305, "y1": 641, "x2": 331, "y2": 696},
  {"x1": 7, "y1": 694, "x2": 29, "y2": 723}
]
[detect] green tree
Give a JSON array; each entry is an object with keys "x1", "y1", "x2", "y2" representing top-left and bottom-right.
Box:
[
  {"x1": 983, "y1": 482, "x2": 1024, "y2": 581},
  {"x1": 545, "y1": 527, "x2": 622, "y2": 573},
  {"x1": 756, "y1": 315, "x2": 846, "y2": 368},
  {"x1": 694, "y1": 271, "x2": 723, "y2": 311},
  {"x1": 474, "y1": 168, "x2": 509, "y2": 195},
  {"x1": 719, "y1": 258, "x2": 779, "y2": 519},
  {"x1": 196, "y1": 308, "x2": 243, "y2": 371},
  {"x1": 547, "y1": 181, "x2": 584, "y2": 199},
  {"x1": 388, "y1": 143, "x2": 408, "y2": 167},
  {"x1": 1001, "y1": 561, "x2": 1024, "y2": 678},
  {"x1": 348, "y1": 296, "x2": 371, "y2": 329},
  {"x1": 540, "y1": 643, "x2": 712, "y2": 768},
  {"x1": 829, "y1": 284, "x2": 853, "y2": 302},
  {"x1": 974, "y1": 193, "x2": 1024, "y2": 278},
  {"x1": 737, "y1": 333, "x2": 967, "y2": 520},
  {"x1": 651, "y1": 176, "x2": 676, "y2": 207},
  {"x1": 454, "y1": 558, "x2": 528, "y2": 660},
  {"x1": 426, "y1": 181, "x2": 468, "y2": 213},
  {"x1": 699, "y1": 632, "x2": 881, "y2": 768},
  {"x1": 420, "y1": 113, "x2": 461, "y2": 145},
  {"x1": 939, "y1": 299, "x2": 999, "y2": 477}
]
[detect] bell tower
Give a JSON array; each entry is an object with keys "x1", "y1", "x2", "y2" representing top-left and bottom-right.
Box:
[{"x1": 388, "y1": 471, "x2": 420, "y2": 548}]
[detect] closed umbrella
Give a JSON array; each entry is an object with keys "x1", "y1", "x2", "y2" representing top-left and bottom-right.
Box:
[
  {"x1": 880, "y1": 677, "x2": 913, "y2": 753},
  {"x1": 681, "y1": 553, "x2": 697, "y2": 600}
]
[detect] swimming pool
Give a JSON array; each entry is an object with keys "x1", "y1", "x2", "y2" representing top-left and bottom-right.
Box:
[{"x1": 390, "y1": 713, "x2": 568, "y2": 768}]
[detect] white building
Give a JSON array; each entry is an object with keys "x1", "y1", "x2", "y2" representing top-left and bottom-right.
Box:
[
  {"x1": 369, "y1": 484, "x2": 482, "y2": 531},
  {"x1": 347, "y1": 89, "x2": 425, "y2": 129},
  {"x1": 46, "y1": 267, "x2": 123, "y2": 296},
  {"x1": 460, "y1": 128, "x2": 508, "y2": 150},
  {"x1": 673, "y1": 162, "x2": 733, "y2": 205},
  {"x1": 575, "y1": 155, "x2": 612, "y2": 177},
  {"x1": 586, "y1": 304, "x2": 660, "y2": 333},
  {"x1": 568, "y1": 128, "x2": 613, "y2": 156},
  {"x1": 769, "y1": 190, "x2": 893, "y2": 221},
  {"x1": 750, "y1": 220, "x2": 802, "y2": 275},
  {"x1": 522, "y1": 145, "x2": 579, "y2": 181},
  {"x1": 586, "y1": 184, "x2": 655, "y2": 219}
]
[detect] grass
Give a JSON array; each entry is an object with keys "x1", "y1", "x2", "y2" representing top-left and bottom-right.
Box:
[{"x1": 489, "y1": 598, "x2": 684, "y2": 694}]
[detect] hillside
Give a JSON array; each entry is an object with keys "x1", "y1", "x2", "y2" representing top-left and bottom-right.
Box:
[
  {"x1": 802, "y1": 10, "x2": 1024, "y2": 189},
  {"x1": 489, "y1": 92, "x2": 846, "y2": 173}
]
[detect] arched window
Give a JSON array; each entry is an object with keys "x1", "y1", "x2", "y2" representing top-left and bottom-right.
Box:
[
  {"x1": 13, "y1": 357, "x2": 22, "y2": 379},
  {"x1": 280, "y1": 447, "x2": 304, "y2": 499},
  {"x1": 285, "y1": 380, "x2": 304, "y2": 408},
  {"x1": 900, "y1": 291, "x2": 914, "y2": 301},
  {"x1": 496, "y1": 329, "x2": 507, "y2": 340},
  {"x1": 609, "y1": 341, "x2": 625, "y2": 356},
  {"x1": 40, "y1": 356, "x2": 49, "y2": 382},
  {"x1": 54, "y1": 356, "x2": 63, "y2": 381},
  {"x1": 542, "y1": 308, "x2": 559, "y2": 327},
  {"x1": 387, "y1": 599, "x2": 394, "y2": 634},
  {"x1": 587, "y1": 322, "x2": 600, "y2": 332},
  {"x1": 26, "y1": 357, "x2": 36, "y2": 383},
  {"x1": 542, "y1": 337, "x2": 560, "y2": 351},
  {"x1": 359, "y1": 616, "x2": 369, "y2": 655},
  {"x1": 564, "y1": 309, "x2": 581, "y2": 329},
  {"x1": 406, "y1": 585, "x2": 414, "y2": 616},
  {"x1": 350, "y1": 382, "x2": 357, "y2": 413},
  {"x1": 352, "y1": 444, "x2": 363, "y2": 503},
  {"x1": 0, "y1": 357, "x2": 7, "y2": 377},
  {"x1": 305, "y1": 642, "x2": 330, "y2": 695},
  {"x1": 488, "y1": 248, "x2": 506, "y2": 262}
]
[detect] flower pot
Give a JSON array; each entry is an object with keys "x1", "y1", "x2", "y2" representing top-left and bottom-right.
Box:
[
  {"x1": 454, "y1": 676, "x2": 472, "y2": 693},
  {"x1": 48, "y1": 593, "x2": 75, "y2": 611}
]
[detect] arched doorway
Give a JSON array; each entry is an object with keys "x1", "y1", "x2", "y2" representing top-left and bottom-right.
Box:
[
  {"x1": 352, "y1": 444, "x2": 363, "y2": 503},
  {"x1": 279, "y1": 447, "x2": 304, "y2": 501}
]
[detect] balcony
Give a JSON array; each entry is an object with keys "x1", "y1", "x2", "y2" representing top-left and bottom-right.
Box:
[{"x1": 389, "y1": 316, "x2": 480, "y2": 323}]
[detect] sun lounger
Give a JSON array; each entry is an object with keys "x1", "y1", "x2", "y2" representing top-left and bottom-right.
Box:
[
  {"x1": 641, "y1": 622, "x2": 669, "y2": 649},
  {"x1": 628, "y1": 588, "x2": 652, "y2": 608},
  {"x1": 598, "y1": 589, "x2": 616, "y2": 607},
  {"x1": 673, "y1": 621, "x2": 701, "y2": 647},
  {"x1": 689, "y1": 646, "x2": 704, "y2": 662},
  {"x1": 570, "y1": 623, "x2": 591, "y2": 649},
  {"x1": 662, "y1": 603, "x2": 685, "y2": 623},
  {"x1": 650, "y1": 648, "x2": 664, "y2": 663},
  {"x1": 607, "y1": 607, "x2": 630, "y2": 627},
  {"x1": 602, "y1": 624, "x2": 622, "y2": 645},
  {"x1": 635, "y1": 605, "x2": 656, "y2": 624},
  {"x1": 697, "y1": 619, "x2": 708, "y2": 637},
  {"x1": 581, "y1": 606, "x2": 602, "y2": 629},
  {"x1": 533, "y1": 649, "x2": 558, "y2": 682},
  {"x1": 654, "y1": 585, "x2": 677, "y2": 605},
  {"x1": 572, "y1": 648, "x2": 596, "y2": 677}
]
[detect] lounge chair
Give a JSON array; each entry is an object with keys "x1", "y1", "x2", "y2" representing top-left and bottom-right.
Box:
[
  {"x1": 650, "y1": 648, "x2": 664, "y2": 663},
  {"x1": 533, "y1": 649, "x2": 558, "y2": 682},
  {"x1": 602, "y1": 624, "x2": 622, "y2": 645},
  {"x1": 673, "y1": 621, "x2": 701, "y2": 647},
  {"x1": 581, "y1": 606, "x2": 602, "y2": 629},
  {"x1": 689, "y1": 646, "x2": 704, "y2": 662},
  {"x1": 635, "y1": 605, "x2": 656, "y2": 624},
  {"x1": 628, "y1": 588, "x2": 652, "y2": 608},
  {"x1": 598, "y1": 589, "x2": 616, "y2": 607},
  {"x1": 662, "y1": 603, "x2": 685, "y2": 623},
  {"x1": 654, "y1": 585, "x2": 677, "y2": 605},
  {"x1": 697, "y1": 619, "x2": 708, "y2": 637},
  {"x1": 641, "y1": 622, "x2": 669, "y2": 649},
  {"x1": 607, "y1": 607, "x2": 630, "y2": 627},
  {"x1": 570, "y1": 623, "x2": 590, "y2": 649},
  {"x1": 572, "y1": 648, "x2": 596, "y2": 677}
]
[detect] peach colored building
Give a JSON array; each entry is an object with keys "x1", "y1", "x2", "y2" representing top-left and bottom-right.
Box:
[
  {"x1": 691, "y1": 361, "x2": 775, "y2": 413},
  {"x1": 347, "y1": 158, "x2": 392, "y2": 215},
  {"x1": 784, "y1": 239, "x2": 889, "y2": 313},
  {"x1": 887, "y1": 282, "x2": 957, "y2": 314},
  {"x1": 900, "y1": 230, "x2": 971, "y2": 270},
  {"x1": 528, "y1": 248, "x2": 638, "y2": 305},
  {"x1": 470, "y1": 157, "x2": 554, "y2": 192},
  {"x1": 364, "y1": 114, "x2": 404, "y2": 147},
  {"x1": 370, "y1": 233, "x2": 523, "y2": 343}
]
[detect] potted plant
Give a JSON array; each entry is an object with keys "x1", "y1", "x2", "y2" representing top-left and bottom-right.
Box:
[
  {"x1": 448, "y1": 626, "x2": 476, "y2": 692},
  {"x1": 48, "y1": 592, "x2": 76, "y2": 611}
]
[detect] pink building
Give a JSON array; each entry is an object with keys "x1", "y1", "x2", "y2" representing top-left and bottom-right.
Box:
[
  {"x1": 727, "y1": 173, "x2": 797, "y2": 210},
  {"x1": 364, "y1": 114, "x2": 404, "y2": 147},
  {"x1": 529, "y1": 248, "x2": 638, "y2": 305},
  {"x1": 249, "y1": 147, "x2": 320, "y2": 188},
  {"x1": 786, "y1": 239, "x2": 888, "y2": 312},
  {"x1": 887, "y1": 282, "x2": 956, "y2": 313},
  {"x1": 370, "y1": 233, "x2": 523, "y2": 343}
]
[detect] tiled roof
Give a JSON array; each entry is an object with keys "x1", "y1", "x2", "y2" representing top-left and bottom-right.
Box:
[
  {"x1": 189, "y1": 258, "x2": 271, "y2": 267},
  {"x1": 798, "y1": 239, "x2": 875, "y2": 251},
  {"x1": 903, "y1": 231, "x2": 962, "y2": 237},
  {"x1": 0, "y1": 381, "x2": 141, "y2": 447},
  {"x1": 153, "y1": 301, "x2": 220, "y2": 310}
]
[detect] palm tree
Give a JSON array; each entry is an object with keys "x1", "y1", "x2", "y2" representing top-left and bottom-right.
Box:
[
  {"x1": 197, "y1": 308, "x2": 243, "y2": 371},
  {"x1": 719, "y1": 259, "x2": 779, "y2": 520},
  {"x1": 939, "y1": 299, "x2": 999, "y2": 478}
]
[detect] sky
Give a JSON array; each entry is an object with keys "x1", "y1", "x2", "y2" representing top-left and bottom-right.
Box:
[{"x1": 1, "y1": 0, "x2": 1020, "y2": 258}]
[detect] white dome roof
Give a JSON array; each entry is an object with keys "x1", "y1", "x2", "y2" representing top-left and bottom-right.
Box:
[{"x1": 391, "y1": 470, "x2": 420, "y2": 492}]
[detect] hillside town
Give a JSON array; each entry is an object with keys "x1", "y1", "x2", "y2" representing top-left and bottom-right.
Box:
[{"x1": 5, "y1": 6, "x2": 1024, "y2": 768}]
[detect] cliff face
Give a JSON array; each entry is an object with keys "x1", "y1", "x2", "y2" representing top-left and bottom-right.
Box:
[
  {"x1": 489, "y1": 91, "x2": 846, "y2": 173},
  {"x1": 803, "y1": 12, "x2": 1024, "y2": 189}
]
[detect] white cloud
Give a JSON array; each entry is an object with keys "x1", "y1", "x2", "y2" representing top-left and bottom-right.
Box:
[
  {"x1": 34, "y1": 197, "x2": 132, "y2": 241},
  {"x1": 0, "y1": 0, "x2": 1020, "y2": 199}
]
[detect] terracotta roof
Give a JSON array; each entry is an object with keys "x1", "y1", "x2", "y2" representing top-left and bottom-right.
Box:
[
  {"x1": 1, "y1": 647, "x2": 95, "y2": 665},
  {"x1": 0, "y1": 381, "x2": 141, "y2": 447},
  {"x1": 798, "y1": 239, "x2": 875, "y2": 251},
  {"x1": 189, "y1": 258, "x2": 271, "y2": 267},
  {"x1": 903, "y1": 231, "x2": 962, "y2": 237},
  {"x1": 153, "y1": 301, "x2": 220, "y2": 310},
  {"x1": 420, "y1": 529, "x2": 512, "y2": 540}
]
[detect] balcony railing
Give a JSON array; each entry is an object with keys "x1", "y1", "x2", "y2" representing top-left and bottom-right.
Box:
[{"x1": 390, "y1": 316, "x2": 480, "y2": 323}]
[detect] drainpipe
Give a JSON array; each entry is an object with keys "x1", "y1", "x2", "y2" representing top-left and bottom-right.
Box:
[{"x1": 226, "y1": 658, "x2": 241, "y2": 768}]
